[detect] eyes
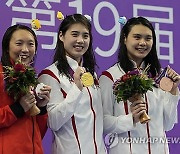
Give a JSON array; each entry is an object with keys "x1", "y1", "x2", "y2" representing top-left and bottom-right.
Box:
[
  {"x1": 15, "y1": 41, "x2": 35, "y2": 47},
  {"x1": 133, "y1": 34, "x2": 152, "y2": 41},
  {"x1": 71, "y1": 31, "x2": 90, "y2": 39}
]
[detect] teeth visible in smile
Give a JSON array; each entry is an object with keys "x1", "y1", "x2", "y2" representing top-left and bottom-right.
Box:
[
  {"x1": 137, "y1": 48, "x2": 146, "y2": 51},
  {"x1": 74, "y1": 46, "x2": 83, "y2": 49},
  {"x1": 20, "y1": 55, "x2": 28, "y2": 59}
]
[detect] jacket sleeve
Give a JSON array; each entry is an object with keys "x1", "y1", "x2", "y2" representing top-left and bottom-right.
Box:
[
  {"x1": 0, "y1": 64, "x2": 25, "y2": 128},
  {"x1": 38, "y1": 73, "x2": 83, "y2": 132},
  {"x1": 161, "y1": 89, "x2": 180, "y2": 131},
  {"x1": 99, "y1": 74, "x2": 134, "y2": 135},
  {"x1": 0, "y1": 105, "x2": 18, "y2": 128},
  {"x1": 36, "y1": 107, "x2": 48, "y2": 139}
]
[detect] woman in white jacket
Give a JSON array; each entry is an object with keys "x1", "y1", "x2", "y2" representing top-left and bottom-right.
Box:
[
  {"x1": 99, "y1": 16, "x2": 180, "y2": 154},
  {"x1": 38, "y1": 14, "x2": 107, "y2": 154}
]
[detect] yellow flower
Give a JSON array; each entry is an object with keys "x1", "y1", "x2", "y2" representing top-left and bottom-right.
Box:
[
  {"x1": 31, "y1": 19, "x2": 41, "y2": 30},
  {"x1": 57, "y1": 11, "x2": 64, "y2": 20}
]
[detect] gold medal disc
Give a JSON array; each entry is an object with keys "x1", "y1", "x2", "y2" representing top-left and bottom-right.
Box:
[
  {"x1": 159, "y1": 77, "x2": 173, "y2": 91},
  {"x1": 81, "y1": 72, "x2": 94, "y2": 87}
]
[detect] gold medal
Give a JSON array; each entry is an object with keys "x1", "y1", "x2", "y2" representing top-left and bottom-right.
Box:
[
  {"x1": 81, "y1": 72, "x2": 94, "y2": 87},
  {"x1": 159, "y1": 77, "x2": 173, "y2": 91}
]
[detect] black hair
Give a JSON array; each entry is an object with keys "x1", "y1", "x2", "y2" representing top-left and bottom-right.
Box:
[
  {"x1": 118, "y1": 16, "x2": 161, "y2": 77},
  {"x1": 1, "y1": 24, "x2": 38, "y2": 66},
  {"x1": 53, "y1": 13, "x2": 97, "y2": 80}
]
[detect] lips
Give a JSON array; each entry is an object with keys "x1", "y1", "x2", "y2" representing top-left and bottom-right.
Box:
[
  {"x1": 19, "y1": 55, "x2": 29, "y2": 60},
  {"x1": 136, "y1": 48, "x2": 147, "y2": 52},
  {"x1": 73, "y1": 45, "x2": 84, "y2": 50}
]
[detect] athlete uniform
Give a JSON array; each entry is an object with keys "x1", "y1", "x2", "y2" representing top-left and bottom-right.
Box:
[
  {"x1": 38, "y1": 57, "x2": 107, "y2": 154},
  {"x1": 99, "y1": 63, "x2": 179, "y2": 154}
]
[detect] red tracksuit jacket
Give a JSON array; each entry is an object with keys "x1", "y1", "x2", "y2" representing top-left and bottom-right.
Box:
[{"x1": 0, "y1": 64, "x2": 48, "y2": 154}]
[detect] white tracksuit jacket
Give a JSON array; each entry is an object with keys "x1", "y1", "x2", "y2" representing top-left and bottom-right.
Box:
[
  {"x1": 99, "y1": 63, "x2": 179, "y2": 154},
  {"x1": 38, "y1": 57, "x2": 107, "y2": 154}
]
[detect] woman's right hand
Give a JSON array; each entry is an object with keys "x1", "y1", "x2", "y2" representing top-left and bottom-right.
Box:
[
  {"x1": 73, "y1": 66, "x2": 85, "y2": 91},
  {"x1": 130, "y1": 100, "x2": 146, "y2": 124},
  {"x1": 19, "y1": 92, "x2": 37, "y2": 112}
]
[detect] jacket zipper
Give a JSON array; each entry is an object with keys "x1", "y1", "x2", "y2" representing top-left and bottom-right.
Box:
[{"x1": 32, "y1": 117, "x2": 35, "y2": 154}]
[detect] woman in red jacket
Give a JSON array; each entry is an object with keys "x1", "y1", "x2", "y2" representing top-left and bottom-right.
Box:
[{"x1": 0, "y1": 24, "x2": 51, "y2": 154}]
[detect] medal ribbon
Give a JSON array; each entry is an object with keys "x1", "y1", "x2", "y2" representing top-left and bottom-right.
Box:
[{"x1": 154, "y1": 67, "x2": 167, "y2": 84}]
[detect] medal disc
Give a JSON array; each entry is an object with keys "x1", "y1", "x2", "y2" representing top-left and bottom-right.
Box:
[
  {"x1": 159, "y1": 77, "x2": 173, "y2": 91},
  {"x1": 81, "y1": 72, "x2": 94, "y2": 87},
  {"x1": 35, "y1": 83, "x2": 45, "y2": 99}
]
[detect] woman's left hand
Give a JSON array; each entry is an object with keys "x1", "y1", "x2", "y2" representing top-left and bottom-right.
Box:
[
  {"x1": 36, "y1": 85, "x2": 51, "y2": 107},
  {"x1": 167, "y1": 66, "x2": 180, "y2": 95}
]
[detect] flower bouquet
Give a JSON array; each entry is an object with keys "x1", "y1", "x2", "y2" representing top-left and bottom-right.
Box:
[
  {"x1": 113, "y1": 65, "x2": 154, "y2": 124},
  {"x1": 3, "y1": 59, "x2": 40, "y2": 116}
]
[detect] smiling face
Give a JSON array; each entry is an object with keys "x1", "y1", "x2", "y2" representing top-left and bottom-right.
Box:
[
  {"x1": 8, "y1": 29, "x2": 36, "y2": 65},
  {"x1": 124, "y1": 24, "x2": 153, "y2": 66},
  {"x1": 59, "y1": 23, "x2": 90, "y2": 63}
]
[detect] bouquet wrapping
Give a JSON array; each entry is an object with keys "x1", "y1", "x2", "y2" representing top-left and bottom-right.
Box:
[
  {"x1": 3, "y1": 59, "x2": 40, "y2": 116},
  {"x1": 113, "y1": 66, "x2": 154, "y2": 124},
  {"x1": 128, "y1": 93, "x2": 150, "y2": 124}
]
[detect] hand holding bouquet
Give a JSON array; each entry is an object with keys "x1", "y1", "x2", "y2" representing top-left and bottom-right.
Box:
[
  {"x1": 113, "y1": 65, "x2": 154, "y2": 124},
  {"x1": 3, "y1": 59, "x2": 40, "y2": 116}
]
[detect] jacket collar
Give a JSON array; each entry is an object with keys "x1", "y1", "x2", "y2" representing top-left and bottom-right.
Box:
[{"x1": 66, "y1": 56, "x2": 80, "y2": 72}]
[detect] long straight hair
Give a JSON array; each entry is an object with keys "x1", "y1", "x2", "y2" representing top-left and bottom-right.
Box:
[
  {"x1": 53, "y1": 14, "x2": 97, "y2": 80},
  {"x1": 118, "y1": 16, "x2": 161, "y2": 77}
]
